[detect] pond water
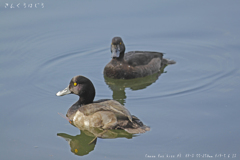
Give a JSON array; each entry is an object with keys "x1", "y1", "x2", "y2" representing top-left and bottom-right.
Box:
[{"x1": 1, "y1": 0, "x2": 240, "y2": 159}]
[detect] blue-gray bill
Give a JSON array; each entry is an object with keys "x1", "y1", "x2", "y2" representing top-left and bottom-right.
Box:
[
  {"x1": 56, "y1": 86, "x2": 71, "y2": 96},
  {"x1": 111, "y1": 45, "x2": 121, "y2": 58}
]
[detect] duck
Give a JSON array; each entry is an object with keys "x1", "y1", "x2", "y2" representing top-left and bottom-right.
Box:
[
  {"x1": 104, "y1": 37, "x2": 175, "y2": 79},
  {"x1": 56, "y1": 75, "x2": 150, "y2": 134}
]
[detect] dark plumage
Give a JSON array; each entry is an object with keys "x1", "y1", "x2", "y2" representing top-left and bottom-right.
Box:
[
  {"x1": 104, "y1": 37, "x2": 175, "y2": 79},
  {"x1": 56, "y1": 75, "x2": 150, "y2": 134}
]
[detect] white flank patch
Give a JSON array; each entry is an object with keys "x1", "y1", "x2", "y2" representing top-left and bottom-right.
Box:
[
  {"x1": 73, "y1": 111, "x2": 82, "y2": 122},
  {"x1": 84, "y1": 120, "x2": 89, "y2": 126}
]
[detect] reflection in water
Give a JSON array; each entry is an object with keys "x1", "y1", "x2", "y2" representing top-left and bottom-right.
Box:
[
  {"x1": 57, "y1": 128, "x2": 134, "y2": 156},
  {"x1": 57, "y1": 131, "x2": 97, "y2": 156},
  {"x1": 104, "y1": 66, "x2": 166, "y2": 105}
]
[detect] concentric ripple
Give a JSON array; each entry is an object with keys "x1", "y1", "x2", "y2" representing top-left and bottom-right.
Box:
[
  {"x1": 17, "y1": 37, "x2": 238, "y2": 102},
  {"x1": 119, "y1": 40, "x2": 238, "y2": 101}
]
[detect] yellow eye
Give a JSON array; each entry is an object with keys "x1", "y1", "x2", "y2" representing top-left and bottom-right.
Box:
[
  {"x1": 120, "y1": 42, "x2": 122, "y2": 44},
  {"x1": 74, "y1": 82, "x2": 77, "y2": 86}
]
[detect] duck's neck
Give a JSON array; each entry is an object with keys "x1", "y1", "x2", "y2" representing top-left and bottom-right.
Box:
[
  {"x1": 79, "y1": 85, "x2": 95, "y2": 105},
  {"x1": 114, "y1": 51, "x2": 125, "y2": 61},
  {"x1": 79, "y1": 96, "x2": 94, "y2": 105}
]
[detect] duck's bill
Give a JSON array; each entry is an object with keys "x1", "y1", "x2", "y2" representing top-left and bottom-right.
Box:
[
  {"x1": 111, "y1": 45, "x2": 120, "y2": 58},
  {"x1": 56, "y1": 86, "x2": 71, "y2": 96}
]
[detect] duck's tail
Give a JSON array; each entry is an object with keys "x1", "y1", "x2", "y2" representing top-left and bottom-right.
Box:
[
  {"x1": 116, "y1": 115, "x2": 150, "y2": 134},
  {"x1": 163, "y1": 58, "x2": 176, "y2": 65}
]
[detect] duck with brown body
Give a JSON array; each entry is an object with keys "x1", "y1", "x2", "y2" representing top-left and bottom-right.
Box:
[
  {"x1": 56, "y1": 75, "x2": 150, "y2": 134},
  {"x1": 104, "y1": 37, "x2": 175, "y2": 79}
]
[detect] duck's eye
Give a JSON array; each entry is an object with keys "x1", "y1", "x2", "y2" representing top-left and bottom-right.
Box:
[
  {"x1": 120, "y1": 42, "x2": 122, "y2": 45},
  {"x1": 74, "y1": 82, "x2": 77, "y2": 86}
]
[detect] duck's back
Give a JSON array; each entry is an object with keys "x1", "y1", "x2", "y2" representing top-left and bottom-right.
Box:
[
  {"x1": 124, "y1": 51, "x2": 163, "y2": 66},
  {"x1": 79, "y1": 100, "x2": 132, "y2": 122}
]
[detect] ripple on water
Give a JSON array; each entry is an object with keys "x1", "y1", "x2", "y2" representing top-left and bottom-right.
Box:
[
  {"x1": 17, "y1": 38, "x2": 237, "y2": 102},
  {"x1": 28, "y1": 46, "x2": 108, "y2": 97},
  {"x1": 133, "y1": 40, "x2": 238, "y2": 100}
]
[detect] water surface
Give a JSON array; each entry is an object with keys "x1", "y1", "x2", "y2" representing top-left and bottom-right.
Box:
[{"x1": 1, "y1": 0, "x2": 240, "y2": 159}]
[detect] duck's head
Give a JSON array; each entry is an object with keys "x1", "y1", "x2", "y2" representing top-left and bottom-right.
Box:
[
  {"x1": 111, "y1": 37, "x2": 125, "y2": 59},
  {"x1": 56, "y1": 75, "x2": 95, "y2": 105}
]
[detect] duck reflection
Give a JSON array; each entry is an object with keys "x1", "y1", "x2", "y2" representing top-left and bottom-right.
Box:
[
  {"x1": 57, "y1": 127, "x2": 134, "y2": 156},
  {"x1": 104, "y1": 66, "x2": 166, "y2": 105}
]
